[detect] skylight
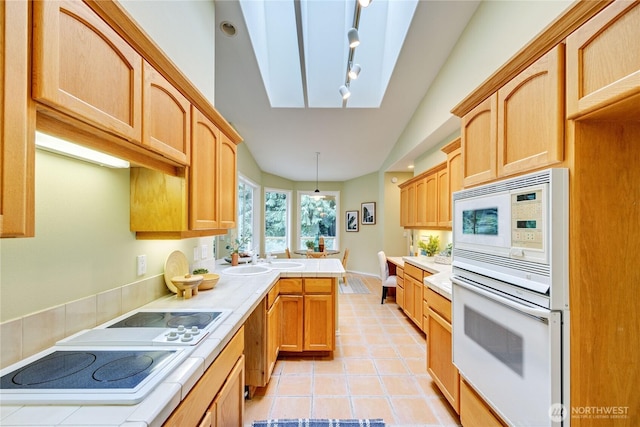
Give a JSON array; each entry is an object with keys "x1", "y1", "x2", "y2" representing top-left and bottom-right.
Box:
[{"x1": 239, "y1": 0, "x2": 418, "y2": 108}]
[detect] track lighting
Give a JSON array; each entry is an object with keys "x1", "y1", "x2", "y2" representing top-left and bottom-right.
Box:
[
  {"x1": 348, "y1": 63, "x2": 361, "y2": 80},
  {"x1": 347, "y1": 28, "x2": 360, "y2": 48},
  {"x1": 339, "y1": 85, "x2": 351, "y2": 100},
  {"x1": 358, "y1": 0, "x2": 373, "y2": 7}
]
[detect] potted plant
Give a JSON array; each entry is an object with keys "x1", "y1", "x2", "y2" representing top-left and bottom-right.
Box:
[
  {"x1": 225, "y1": 232, "x2": 251, "y2": 266},
  {"x1": 305, "y1": 240, "x2": 315, "y2": 250},
  {"x1": 425, "y1": 235, "x2": 440, "y2": 257}
]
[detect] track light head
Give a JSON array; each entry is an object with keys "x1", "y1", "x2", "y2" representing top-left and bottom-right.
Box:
[
  {"x1": 358, "y1": 0, "x2": 373, "y2": 7},
  {"x1": 348, "y1": 63, "x2": 361, "y2": 80},
  {"x1": 347, "y1": 28, "x2": 360, "y2": 48},
  {"x1": 339, "y1": 85, "x2": 351, "y2": 100}
]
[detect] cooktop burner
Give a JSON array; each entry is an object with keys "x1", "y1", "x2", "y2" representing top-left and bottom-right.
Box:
[
  {"x1": 107, "y1": 310, "x2": 222, "y2": 330},
  {"x1": 1, "y1": 349, "x2": 176, "y2": 390}
]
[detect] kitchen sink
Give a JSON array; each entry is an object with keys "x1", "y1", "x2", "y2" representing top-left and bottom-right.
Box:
[
  {"x1": 221, "y1": 265, "x2": 272, "y2": 276},
  {"x1": 267, "y1": 261, "x2": 305, "y2": 269}
]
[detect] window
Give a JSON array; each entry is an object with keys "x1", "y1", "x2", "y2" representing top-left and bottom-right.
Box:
[
  {"x1": 264, "y1": 189, "x2": 291, "y2": 253},
  {"x1": 217, "y1": 176, "x2": 260, "y2": 254},
  {"x1": 297, "y1": 191, "x2": 339, "y2": 250}
]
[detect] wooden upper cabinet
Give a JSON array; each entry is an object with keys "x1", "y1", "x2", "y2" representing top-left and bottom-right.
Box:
[
  {"x1": 142, "y1": 62, "x2": 190, "y2": 165},
  {"x1": 424, "y1": 172, "x2": 438, "y2": 227},
  {"x1": 566, "y1": 0, "x2": 640, "y2": 120},
  {"x1": 497, "y1": 45, "x2": 564, "y2": 178},
  {"x1": 1, "y1": 0, "x2": 35, "y2": 238},
  {"x1": 461, "y1": 94, "x2": 497, "y2": 188},
  {"x1": 415, "y1": 177, "x2": 427, "y2": 226},
  {"x1": 436, "y1": 168, "x2": 449, "y2": 227},
  {"x1": 219, "y1": 133, "x2": 238, "y2": 229},
  {"x1": 399, "y1": 181, "x2": 416, "y2": 227},
  {"x1": 441, "y1": 138, "x2": 462, "y2": 228},
  {"x1": 191, "y1": 107, "x2": 221, "y2": 230},
  {"x1": 32, "y1": 0, "x2": 142, "y2": 142},
  {"x1": 191, "y1": 107, "x2": 237, "y2": 230}
]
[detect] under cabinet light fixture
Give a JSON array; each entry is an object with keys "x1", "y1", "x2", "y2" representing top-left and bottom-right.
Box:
[{"x1": 35, "y1": 132, "x2": 130, "y2": 168}]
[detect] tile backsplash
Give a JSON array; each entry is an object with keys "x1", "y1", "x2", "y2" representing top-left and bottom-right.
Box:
[{"x1": 0, "y1": 274, "x2": 170, "y2": 370}]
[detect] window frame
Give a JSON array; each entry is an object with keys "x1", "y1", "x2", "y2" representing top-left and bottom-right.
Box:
[
  {"x1": 264, "y1": 187, "x2": 292, "y2": 255},
  {"x1": 296, "y1": 190, "x2": 340, "y2": 251}
]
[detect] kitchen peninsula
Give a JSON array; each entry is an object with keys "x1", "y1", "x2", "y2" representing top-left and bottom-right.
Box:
[{"x1": 0, "y1": 259, "x2": 344, "y2": 427}]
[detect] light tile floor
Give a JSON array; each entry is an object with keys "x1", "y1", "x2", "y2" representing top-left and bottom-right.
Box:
[{"x1": 244, "y1": 273, "x2": 461, "y2": 427}]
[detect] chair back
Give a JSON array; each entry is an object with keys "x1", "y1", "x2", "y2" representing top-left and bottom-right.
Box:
[
  {"x1": 342, "y1": 248, "x2": 349, "y2": 269},
  {"x1": 377, "y1": 251, "x2": 389, "y2": 281}
]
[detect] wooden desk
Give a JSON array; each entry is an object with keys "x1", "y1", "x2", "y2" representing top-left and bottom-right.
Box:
[{"x1": 387, "y1": 256, "x2": 404, "y2": 276}]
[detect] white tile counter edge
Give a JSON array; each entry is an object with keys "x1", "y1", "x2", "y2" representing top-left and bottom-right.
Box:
[
  {"x1": 402, "y1": 256, "x2": 453, "y2": 301},
  {"x1": 0, "y1": 258, "x2": 345, "y2": 427}
]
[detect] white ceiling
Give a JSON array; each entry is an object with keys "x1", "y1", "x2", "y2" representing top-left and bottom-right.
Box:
[{"x1": 214, "y1": 0, "x2": 480, "y2": 182}]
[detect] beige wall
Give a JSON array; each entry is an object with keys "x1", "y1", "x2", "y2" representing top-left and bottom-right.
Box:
[
  {"x1": 0, "y1": 151, "x2": 205, "y2": 322},
  {"x1": 119, "y1": 0, "x2": 216, "y2": 104}
]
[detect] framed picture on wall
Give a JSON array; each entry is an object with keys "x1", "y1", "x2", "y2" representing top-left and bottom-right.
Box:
[
  {"x1": 346, "y1": 210, "x2": 359, "y2": 232},
  {"x1": 361, "y1": 202, "x2": 376, "y2": 225}
]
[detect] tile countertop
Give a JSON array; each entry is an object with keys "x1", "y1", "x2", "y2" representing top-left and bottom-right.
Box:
[
  {"x1": 403, "y1": 256, "x2": 453, "y2": 300},
  {"x1": 0, "y1": 258, "x2": 344, "y2": 427}
]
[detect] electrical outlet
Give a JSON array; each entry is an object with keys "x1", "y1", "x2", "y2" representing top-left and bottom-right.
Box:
[
  {"x1": 136, "y1": 255, "x2": 147, "y2": 276},
  {"x1": 193, "y1": 246, "x2": 200, "y2": 261},
  {"x1": 201, "y1": 244, "x2": 208, "y2": 259}
]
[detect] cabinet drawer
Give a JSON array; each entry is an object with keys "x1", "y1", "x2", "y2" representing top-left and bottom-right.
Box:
[
  {"x1": 396, "y1": 267, "x2": 404, "y2": 279},
  {"x1": 279, "y1": 278, "x2": 303, "y2": 294},
  {"x1": 397, "y1": 276, "x2": 404, "y2": 289},
  {"x1": 404, "y1": 263, "x2": 424, "y2": 281},
  {"x1": 304, "y1": 278, "x2": 333, "y2": 293},
  {"x1": 425, "y1": 288, "x2": 451, "y2": 323}
]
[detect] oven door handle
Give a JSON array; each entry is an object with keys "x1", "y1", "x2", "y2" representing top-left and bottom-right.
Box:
[{"x1": 451, "y1": 277, "x2": 552, "y2": 319}]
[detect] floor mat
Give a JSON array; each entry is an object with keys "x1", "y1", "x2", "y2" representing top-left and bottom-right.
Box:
[
  {"x1": 339, "y1": 276, "x2": 371, "y2": 294},
  {"x1": 252, "y1": 419, "x2": 385, "y2": 427}
]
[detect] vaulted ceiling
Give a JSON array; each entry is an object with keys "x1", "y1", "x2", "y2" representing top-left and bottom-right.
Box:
[{"x1": 214, "y1": 0, "x2": 480, "y2": 182}]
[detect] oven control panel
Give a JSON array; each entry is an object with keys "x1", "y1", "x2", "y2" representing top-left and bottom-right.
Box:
[{"x1": 511, "y1": 188, "x2": 544, "y2": 250}]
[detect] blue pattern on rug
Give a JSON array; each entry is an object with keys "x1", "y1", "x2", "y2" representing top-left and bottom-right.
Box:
[{"x1": 252, "y1": 419, "x2": 385, "y2": 427}]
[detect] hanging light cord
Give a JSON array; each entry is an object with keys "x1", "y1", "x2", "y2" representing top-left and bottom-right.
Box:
[{"x1": 315, "y1": 152, "x2": 320, "y2": 193}]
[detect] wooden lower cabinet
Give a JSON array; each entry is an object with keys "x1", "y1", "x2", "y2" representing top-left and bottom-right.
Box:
[
  {"x1": 460, "y1": 379, "x2": 506, "y2": 427},
  {"x1": 403, "y1": 263, "x2": 429, "y2": 330},
  {"x1": 266, "y1": 295, "x2": 280, "y2": 376},
  {"x1": 396, "y1": 267, "x2": 405, "y2": 309},
  {"x1": 304, "y1": 294, "x2": 333, "y2": 351},
  {"x1": 210, "y1": 355, "x2": 244, "y2": 427},
  {"x1": 279, "y1": 294, "x2": 304, "y2": 352},
  {"x1": 280, "y1": 278, "x2": 335, "y2": 353},
  {"x1": 164, "y1": 327, "x2": 244, "y2": 427},
  {"x1": 425, "y1": 288, "x2": 459, "y2": 414}
]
